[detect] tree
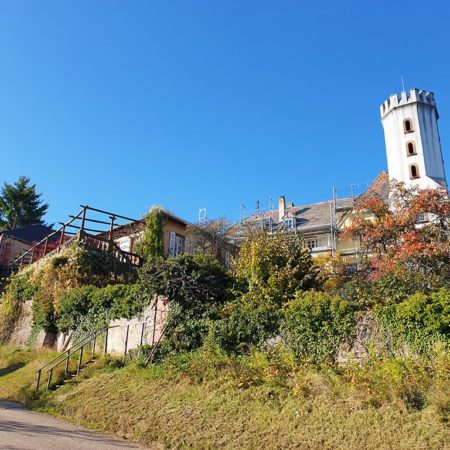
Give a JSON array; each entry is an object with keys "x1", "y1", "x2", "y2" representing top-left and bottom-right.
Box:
[
  {"x1": 0, "y1": 176, "x2": 49, "y2": 230},
  {"x1": 185, "y1": 217, "x2": 237, "y2": 265},
  {"x1": 347, "y1": 181, "x2": 450, "y2": 278},
  {"x1": 233, "y1": 230, "x2": 320, "y2": 306}
]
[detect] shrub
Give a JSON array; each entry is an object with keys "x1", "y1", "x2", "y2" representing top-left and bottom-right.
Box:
[
  {"x1": 282, "y1": 291, "x2": 356, "y2": 364},
  {"x1": 0, "y1": 272, "x2": 37, "y2": 342},
  {"x1": 139, "y1": 254, "x2": 232, "y2": 354},
  {"x1": 375, "y1": 288, "x2": 450, "y2": 355},
  {"x1": 56, "y1": 284, "x2": 144, "y2": 334},
  {"x1": 233, "y1": 231, "x2": 320, "y2": 305},
  {"x1": 212, "y1": 294, "x2": 282, "y2": 353}
]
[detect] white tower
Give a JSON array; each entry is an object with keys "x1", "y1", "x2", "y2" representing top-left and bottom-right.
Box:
[{"x1": 380, "y1": 88, "x2": 447, "y2": 190}]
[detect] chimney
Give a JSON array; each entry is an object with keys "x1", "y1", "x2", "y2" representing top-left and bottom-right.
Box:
[{"x1": 278, "y1": 196, "x2": 286, "y2": 222}]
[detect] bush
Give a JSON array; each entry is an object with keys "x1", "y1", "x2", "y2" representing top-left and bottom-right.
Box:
[
  {"x1": 56, "y1": 284, "x2": 144, "y2": 334},
  {"x1": 139, "y1": 254, "x2": 232, "y2": 354},
  {"x1": 0, "y1": 272, "x2": 37, "y2": 342},
  {"x1": 282, "y1": 291, "x2": 356, "y2": 364},
  {"x1": 212, "y1": 294, "x2": 282, "y2": 353},
  {"x1": 233, "y1": 231, "x2": 320, "y2": 305},
  {"x1": 375, "y1": 288, "x2": 450, "y2": 355}
]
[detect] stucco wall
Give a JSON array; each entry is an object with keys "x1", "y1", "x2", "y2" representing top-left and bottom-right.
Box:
[{"x1": 106, "y1": 296, "x2": 168, "y2": 355}]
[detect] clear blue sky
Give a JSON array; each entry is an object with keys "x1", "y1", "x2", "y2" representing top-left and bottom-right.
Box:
[{"x1": 1, "y1": 1, "x2": 450, "y2": 225}]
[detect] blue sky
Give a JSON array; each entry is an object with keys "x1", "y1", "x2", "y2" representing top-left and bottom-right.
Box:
[{"x1": 1, "y1": 1, "x2": 450, "y2": 225}]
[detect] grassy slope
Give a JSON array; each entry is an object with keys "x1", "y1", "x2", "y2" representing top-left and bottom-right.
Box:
[{"x1": 1, "y1": 346, "x2": 449, "y2": 449}]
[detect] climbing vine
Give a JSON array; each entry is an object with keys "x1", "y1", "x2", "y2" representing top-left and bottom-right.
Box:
[{"x1": 135, "y1": 206, "x2": 165, "y2": 260}]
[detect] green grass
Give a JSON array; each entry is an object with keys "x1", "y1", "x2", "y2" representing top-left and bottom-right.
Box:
[
  {"x1": 0, "y1": 346, "x2": 56, "y2": 402},
  {"x1": 1, "y1": 345, "x2": 450, "y2": 449}
]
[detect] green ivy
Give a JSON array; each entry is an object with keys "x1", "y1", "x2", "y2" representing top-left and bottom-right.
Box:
[
  {"x1": 282, "y1": 291, "x2": 356, "y2": 364},
  {"x1": 135, "y1": 206, "x2": 165, "y2": 260},
  {"x1": 375, "y1": 288, "x2": 450, "y2": 355}
]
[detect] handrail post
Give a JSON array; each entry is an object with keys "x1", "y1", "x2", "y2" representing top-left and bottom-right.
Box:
[
  {"x1": 140, "y1": 322, "x2": 145, "y2": 346},
  {"x1": 104, "y1": 328, "x2": 109, "y2": 355},
  {"x1": 36, "y1": 369, "x2": 42, "y2": 392},
  {"x1": 65, "y1": 350, "x2": 70, "y2": 374},
  {"x1": 124, "y1": 324, "x2": 130, "y2": 357},
  {"x1": 43, "y1": 237, "x2": 48, "y2": 256},
  {"x1": 46, "y1": 368, "x2": 53, "y2": 392},
  {"x1": 30, "y1": 246, "x2": 35, "y2": 264},
  {"x1": 92, "y1": 335, "x2": 96, "y2": 359},
  {"x1": 77, "y1": 346, "x2": 84, "y2": 376}
]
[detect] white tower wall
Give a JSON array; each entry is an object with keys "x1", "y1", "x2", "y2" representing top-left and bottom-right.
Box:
[{"x1": 380, "y1": 88, "x2": 447, "y2": 190}]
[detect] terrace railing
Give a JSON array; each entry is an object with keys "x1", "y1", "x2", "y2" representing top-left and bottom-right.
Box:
[{"x1": 9, "y1": 205, "x2": 143, "y2": 272}]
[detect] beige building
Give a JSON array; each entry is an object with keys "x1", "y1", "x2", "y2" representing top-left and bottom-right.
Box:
[{"x1": 108, "y1": 211, "x2": 188, "y2": 258}]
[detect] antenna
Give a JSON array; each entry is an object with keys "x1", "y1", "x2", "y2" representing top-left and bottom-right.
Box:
[
  {"x1": 256, "y1": 200, "x2": 260, "y2": 215},
  {"x1": 401, "y1": 75, "x2": 405, "y2": 92},
  {"x1": 198, "y1": 208, "x2": 207, "y2": 224},
  {"x1": 240, "y1": 203, "x2": 246, "y2": 221}
]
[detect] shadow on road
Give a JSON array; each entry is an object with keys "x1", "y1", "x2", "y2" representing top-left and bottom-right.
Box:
[{"x1": 0, "y1": 363, "x2": 25, "y2": 377}]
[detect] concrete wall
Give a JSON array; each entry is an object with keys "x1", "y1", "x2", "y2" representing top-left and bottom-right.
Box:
[
  {"x1": 105, "y1": 296, "x2": 168, "y2": 355},
  {"x1": 0, "y1": 236, "x2": 31, "y2": 273}
]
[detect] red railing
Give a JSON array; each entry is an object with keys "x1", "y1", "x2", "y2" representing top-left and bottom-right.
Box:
[{"x1": 9, "y1": 205, "x2": 143, "y2": 271}]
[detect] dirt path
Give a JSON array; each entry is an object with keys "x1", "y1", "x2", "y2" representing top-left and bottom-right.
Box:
[{"x1": 0, "y1": 400, "x2": 146, "y2": 450}]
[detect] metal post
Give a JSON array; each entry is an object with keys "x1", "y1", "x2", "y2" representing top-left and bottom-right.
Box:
[
  {"x1": 77, "y1": 346, "x2": 84, "y2": 376},
  {"x1": 104, "y1": 328, "x2": 109, "y2": 355},
  {"x1": 140, "y1": 322, "x2": 145, "y2": 346},
  {"x1": 46, "y1": 368, "x2": 53, "y2": 391},
  {"x1": 124, "y1": 324, "x2": 130, "y2": 357},
  {"x1": 36, "y1": 370, "x2": 42, "y2": 392},
  {"x1": 152, "y1": 300, "x2": 158, "y2": 346},
  {"x1": 65, "y1": 350, "x2": 70, "y2": 374}
]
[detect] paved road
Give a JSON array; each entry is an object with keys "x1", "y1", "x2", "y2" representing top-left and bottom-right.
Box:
[{"x1": 0, "y1": 400, "x2": 146, "y2": 450}]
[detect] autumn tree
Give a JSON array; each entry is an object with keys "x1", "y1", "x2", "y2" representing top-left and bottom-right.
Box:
[
  {"x1": 0, "y1": 176, "x2": 49, "y2": 230},
  {"x1": 347, "y1": 181, "x2": 450, "y2": 277},
  {"x1": 185, "y1": 217, "x2": 237, "y2": 265}
]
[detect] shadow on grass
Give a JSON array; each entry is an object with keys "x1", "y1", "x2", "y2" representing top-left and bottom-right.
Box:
[{"x1": 0, "y1": 362, "x2": 26, "y2": 377}]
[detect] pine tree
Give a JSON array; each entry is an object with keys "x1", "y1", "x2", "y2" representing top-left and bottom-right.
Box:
[{"x1": 0, "y1": 176, "x2": 49, "y2": 230}]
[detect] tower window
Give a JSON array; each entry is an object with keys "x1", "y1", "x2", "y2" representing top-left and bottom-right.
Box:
[
  {"x1": 409, "y1": 164, "x2": 420, "y2": 179},
  {"x1": 406, "y1": 141, "x2": 417, "y2": 156},
  {"x1": 403, "y1": 119, "x2": 414, "y2": 133}
]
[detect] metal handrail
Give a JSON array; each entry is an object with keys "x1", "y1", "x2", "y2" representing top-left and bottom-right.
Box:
[{"x1": 36, "y1": 319, "x2": 153, "y2": 392}]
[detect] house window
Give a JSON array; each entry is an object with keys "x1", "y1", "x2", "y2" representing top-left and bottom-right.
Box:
[
  {"x1": 284, "y1": 218, "x2": 294, "y2": 229},
  {"x1": 416, "y1": 213, "x2": 426, "y2": 223},
  {"x1": 304, "y1": 236, "x2": 318, "y2": 250},
  {"x1": 403, "y1": 119, "x2": 414, "y2": 133},
  {"x1": 169, "y1": 232, "x2": 185, "y2": 257},
  {"x1": 410, "y1": 164, "x2": 420, "y2": 179},
  {"x1": 406, "y1": 141, "x2": 416, "y2": 156}
]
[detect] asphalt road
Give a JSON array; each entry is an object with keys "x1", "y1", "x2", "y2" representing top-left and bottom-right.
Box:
[{"x1": 0, "y1": 400, "x2": 145, "y2": 450}]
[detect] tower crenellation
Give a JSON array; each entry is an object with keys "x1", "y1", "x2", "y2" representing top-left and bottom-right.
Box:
[{"x1": 380, "y1": 88, "x2": 436, "y2": 118}]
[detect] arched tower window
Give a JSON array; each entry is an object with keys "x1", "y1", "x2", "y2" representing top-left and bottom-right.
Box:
[
  {"x1": 403, "y1": 119, "x2": 414, "y2": 133},
  {"x1": 406, "y1": 141, "x2": 417, "y2": 156},
  {"x1": 409, "y1": 164, "x2": 420, "y2": 179}
]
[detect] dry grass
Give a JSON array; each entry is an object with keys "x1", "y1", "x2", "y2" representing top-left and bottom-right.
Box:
[
  {"x1": 46, "y1": 351, "x2": 450, "y2": 450},
  {"x1": 0, "y1": 346, "x2": 56, "y2": 402},
  {"x1": 1, "y1": 346, "x2": 449, "y2": 449}
]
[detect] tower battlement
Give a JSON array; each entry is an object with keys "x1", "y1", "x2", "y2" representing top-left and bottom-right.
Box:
[{"x1": 380, "y1": 88, "x2": 436, "y2": 118}]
